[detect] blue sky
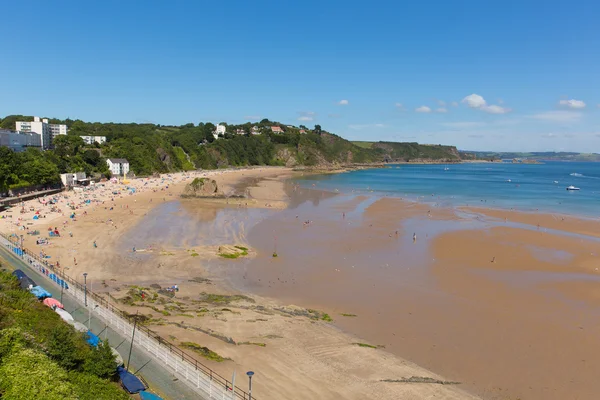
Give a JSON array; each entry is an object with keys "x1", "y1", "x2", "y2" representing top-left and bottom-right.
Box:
[{"x1": 1, "y1": 0, "x2": 599, "y2": 152}]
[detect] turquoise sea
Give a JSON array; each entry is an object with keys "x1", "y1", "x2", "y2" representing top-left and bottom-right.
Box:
[{"x1": 297, "y1": 162, "x2": 600, "y2": 217}]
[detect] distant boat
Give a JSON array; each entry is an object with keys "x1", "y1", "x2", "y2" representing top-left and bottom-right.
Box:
[
  {"x1": 444, "y1": 166, "x2": 450, "y2": 171},
  {"x1": 506, "y1": 179, "x2": 511, "y2": 182},
  {"x1": 566, "y1": 185, "x2": 580, "y2": 191},
  {"x1": 554, "y1": 181, "x2": 559, "y2": 184}
]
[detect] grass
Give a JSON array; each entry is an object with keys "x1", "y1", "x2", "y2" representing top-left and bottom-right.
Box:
[
  {"x1": 307, "y1": 309, "x2": 333, "y2": 322},
  {"x1": 353, "y1": 342, "x2": 385, "y2": 349},
  {"x1": 380, "y1": 377, "x2": 460, "y2": 385},
  {"x1": 180, "y1": 342, "x2": 227, "y2": 362},
  {"x1": 218, "y1": 245, "x2": 249, "y2": 259},
  {"x1": 198, "y1": 292, "x2": 254, "y2": 304},
  {"x1": 190, "y1": 252, "x2": 199, "y2": 257},
  {"x1": 351, "y1": 141, "x2": 375, "y2": 149},
  {"x1": 237, "y1": 342, "x2": 266, "y2": 347},
  {"x1": 188, "y1": 277, "x2": 212, "y2": 284},
  {"x1": 262, "y1": 334, "x2": 283, "y2": 339},
  {"x1": 340, "y1": 313, "x2": 357, "y2": 317}
]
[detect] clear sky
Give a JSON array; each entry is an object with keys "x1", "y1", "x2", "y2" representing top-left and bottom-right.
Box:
[{"x1": 1, "y1": 0, "x2": 599, "y2": 152}]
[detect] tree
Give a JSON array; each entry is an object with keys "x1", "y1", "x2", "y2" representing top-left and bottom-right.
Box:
[
  {"x1": 314, "y1": 124, "x2": 322, "y2": 135},
  {"x1": 53, "y1": 135, "x2": 85, "y2": 157},
  {"x1": 47, "y1": 324, "x2": 86, "y2": 370},
  {"x1": 83, "y1": 340, "x2": 118, "y2": 379},
  {"x1": 68, "y1": 371, "x2": 129, "y2": 400},
  {"x1": 82, "y1": 149, "x2": 101, "y2": 166}
]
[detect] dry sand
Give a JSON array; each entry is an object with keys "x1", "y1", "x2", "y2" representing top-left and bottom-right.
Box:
[
  {"x1": 7, "y1": 168, "x2": 600, "y2": 399},
  {"x1": 0, "y1": 168, "x2": 477, "y2": 400}
]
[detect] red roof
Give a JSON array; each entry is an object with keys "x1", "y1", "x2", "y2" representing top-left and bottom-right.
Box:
[{"x1": 271, "y1": 126, "x2": 284, "y2": 132}]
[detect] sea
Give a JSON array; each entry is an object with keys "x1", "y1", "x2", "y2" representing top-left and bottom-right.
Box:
[{"x1": 296, "y1": 161, "x2": 600, "y2": 217}]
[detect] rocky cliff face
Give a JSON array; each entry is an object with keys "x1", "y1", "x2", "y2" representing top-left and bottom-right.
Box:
[{"x1": 181, "y1": 177, "x2": 222, "y2": 198}]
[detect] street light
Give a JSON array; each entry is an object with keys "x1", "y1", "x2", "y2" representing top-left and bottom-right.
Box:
[
  {"x1": 83, "y1": 272, "x2": 88, "y2": 306},
  {"x1": 246, "y1": 371, "x2": 254, "y2": 400}
]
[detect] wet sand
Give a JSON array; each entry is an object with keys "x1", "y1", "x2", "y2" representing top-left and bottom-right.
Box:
[
  {"x1": 243, "y1": 196, "x2": 600, "y2": 400},
  {"x1": 8, "y1": 167, "x2": 600, "y2": 399}
]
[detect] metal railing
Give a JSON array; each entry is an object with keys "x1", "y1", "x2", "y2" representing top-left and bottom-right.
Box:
[{"x1": 0, "y1": 232, "x2": 254, "y2": 400}]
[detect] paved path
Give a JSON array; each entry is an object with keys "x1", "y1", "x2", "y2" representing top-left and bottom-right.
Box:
[{"x1": 0, "y1": 245, "x2": 205, "y2": 400}]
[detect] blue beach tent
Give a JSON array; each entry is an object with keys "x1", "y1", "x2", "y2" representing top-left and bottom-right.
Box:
[
  {"x1": 117, "y1": 366, "x2": 146, "y2": 394},
  {"x1": 139, "y1": 391, "x2": 164, "y2": 400},
  {"x1": 85, "y1": 331, "x2": 100, "y2": 347},
  {"x1": 29, "y1": 285, "x2": 52, "y2": 299}
]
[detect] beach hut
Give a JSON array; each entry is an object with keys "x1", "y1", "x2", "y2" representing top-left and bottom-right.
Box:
[{"x1": 43, "y1": 298, "x2": 64, "y2": 309}]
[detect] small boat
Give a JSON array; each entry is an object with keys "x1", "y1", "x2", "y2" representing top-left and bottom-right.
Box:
[
  {"x1": 553, "y1": 181, "x2": 559, "y2": 184},
  {"x1": 506, "y1": 179, "x2": 511, "y2": 182},
  {"x1": 566, "y1": 186, "x2": 580, "y2": 191},
  {"x1": 444, "y1": 167, "x2": 450, "y2": 171}
]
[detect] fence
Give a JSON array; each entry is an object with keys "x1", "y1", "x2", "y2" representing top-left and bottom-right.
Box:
[{"x1": 0, "y1": 232, "x2": 255, "y2": 400}]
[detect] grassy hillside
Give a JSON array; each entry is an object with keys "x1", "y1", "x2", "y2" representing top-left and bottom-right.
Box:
[
  {"x1": 0, "y1": 267, "x2": 128, "y2": 400},
  {"x1": 1, "y1": 114, "x2": 475, "y2": 192},
  {"x1": 352, "y1": 141, "x2": 461, "y2": 162},
  {"x1": 463, "y1": 151, "x2": 600, "y2": 162}
]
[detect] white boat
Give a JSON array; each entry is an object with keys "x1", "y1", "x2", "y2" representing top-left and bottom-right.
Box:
[
  {"x1": 506, "y1": 179, "x2": 511, "y2": 182},
  {"x1": 566, "y1": 185, "x2": 580, "y2": 191},
  {"x1": 553, "y1": 181, "x2": 559, "y2": 184},
  {"x1": 444, "y1": 167, "x2": 450, "y2": 171}
]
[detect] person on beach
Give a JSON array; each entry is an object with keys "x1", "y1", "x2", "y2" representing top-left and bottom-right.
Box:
[{"x1": 413, "y1": 233, "x2": 417, "y2": 242}]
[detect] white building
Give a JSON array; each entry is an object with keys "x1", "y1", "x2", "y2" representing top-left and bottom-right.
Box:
[
  {"x1": 15, "y1": 116, "x2": 68, "y2": 150},
  {"x1": 212, "y1": 124, "x2": 226, "y2": 139},
  {"x1": 106, "y1": 158, "x2": 130, "y2": 176},
  {"x1": 80, "y1": 136, "x2": 106, "y2": 145},
  {"x1": 251, "y1": 126, "x2": 261, "y2": 135},
  {"x1": 215, "y1": 124, "x2": 226, "y2": 135},
  {"x1": 60, "y1": 172, "x2": 87, "y2": 187},
  {"x1": 0, "y1": 129, "x2": 42, "y2": 152}
]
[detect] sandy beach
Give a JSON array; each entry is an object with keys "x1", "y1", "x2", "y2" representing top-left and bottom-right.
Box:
[{"x1": 3, "y1": 167, "x2": 600, "y2": 399}]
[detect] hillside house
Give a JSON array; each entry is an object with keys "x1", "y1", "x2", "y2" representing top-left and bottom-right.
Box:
[
  {"x1": 270, "y1": 126, "x2": 284, "y2": 133},
  {"x1": 106, "y1": 158, "x2": 130, "y2": 176}
]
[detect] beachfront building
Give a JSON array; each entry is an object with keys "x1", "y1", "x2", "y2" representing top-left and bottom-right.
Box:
[
  {"x1": 106, "y1": 158, "x2": 130, "y2": 176},
  {"x1": 15, "y1": 116, "x2": 68, "y2": 150},
  {"x1": 270, "y1": 126, "x2": 284, "y2": 133},
  {"x1": 60, "y1": 172, "x2": 87, "y2": 187},
  {"x1": 80, "y1": 135, "x2": 107, "y2": 145},
  {"x1": 0, "y1": 129, "x2": 42, "y2": 152}
]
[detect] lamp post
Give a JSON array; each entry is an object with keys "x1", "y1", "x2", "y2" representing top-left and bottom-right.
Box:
[
  {"x1": 83, "y1": 272, "x2": 88, "y2": 306},
  {"x1": 246, "y1": 371, "x2": 254, "y2": 400}
]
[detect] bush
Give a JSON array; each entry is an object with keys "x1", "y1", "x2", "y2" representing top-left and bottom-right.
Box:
[
  {"x1": 47, "y1": 324, "x2": 87, "y2": 371},
  {"x1": 68, "y1": 371, "x2": 129, "y2": 400},
  {"x1": 0, "y1": 347, "x2": 77, "y2": 400},
  {"x1": 83, "y1": 340, "x2": 118, "y2": 379}
]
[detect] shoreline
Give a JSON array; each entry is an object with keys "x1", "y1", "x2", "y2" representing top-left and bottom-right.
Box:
[{"x1": 4, "y1": 166, "x2": 600, "y2": 399}]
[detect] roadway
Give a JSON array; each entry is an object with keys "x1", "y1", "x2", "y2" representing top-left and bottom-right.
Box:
[{"x1": 0, "y1": 245, "x2": 205, "y2": 400}]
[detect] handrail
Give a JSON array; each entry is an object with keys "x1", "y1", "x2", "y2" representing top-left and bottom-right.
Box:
[{"x1": 0, "y1": 232, "x2": 253, "y2": 400}]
